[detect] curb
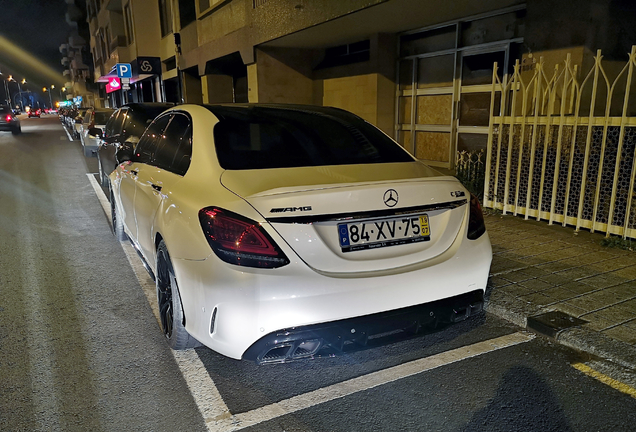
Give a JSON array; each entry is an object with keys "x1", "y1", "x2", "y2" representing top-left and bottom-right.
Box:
[{"x1": 486, "y1": 291, "x2": 636, "y2": 371}]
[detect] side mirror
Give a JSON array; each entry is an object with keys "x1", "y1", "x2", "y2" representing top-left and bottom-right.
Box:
[
  {"x1": 88, "y1": 127, "x2": 102, "y2": 138},
  {"x1": 115, "y1": 141, "x2": 135, "y2": 164}
]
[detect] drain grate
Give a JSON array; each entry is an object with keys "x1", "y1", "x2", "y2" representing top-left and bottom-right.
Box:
[{"x1": 527, "y1": 311, "x2": 587, "y2": 338}]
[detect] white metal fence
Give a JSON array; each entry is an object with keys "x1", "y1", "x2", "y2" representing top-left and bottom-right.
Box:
[{"x1": 483, "y1": 47, "x2": 636, "y2": 240}]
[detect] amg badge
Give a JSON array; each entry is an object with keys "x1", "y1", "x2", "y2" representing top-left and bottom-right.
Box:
[{"x1": 270, "y1": 206, "x2": 312, "y2": 213}]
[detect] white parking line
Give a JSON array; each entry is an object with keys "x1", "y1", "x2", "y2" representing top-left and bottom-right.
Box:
[
  {"x1": 63, "y1": 126, "x2": 74, "y2": 142},
  {"x1": 213, "y1": 331, "x2": 535, "y2": 431},
  {"x1": 87, "y1": 174, "x2": 232, "y2": 425},
  {"x1": 86, "y1": 174, "x2": 534, "y2": 432}
]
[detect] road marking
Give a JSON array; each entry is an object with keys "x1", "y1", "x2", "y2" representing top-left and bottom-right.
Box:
[
  {"x1": 86, "y1": 174, "x2": 534, "y2": 432},
  {"x1": 211, "y1": 331, "x2": 535, "y2": 431},
  {"x1": 63, "y1": 126, "x2": 73, "y2": 141},
  {"x1": 87, "y1": 174, "x2": 232, "y2": 425},
  {"x1": 572, "y1": 362, "x2": 636, "y2": 399}
]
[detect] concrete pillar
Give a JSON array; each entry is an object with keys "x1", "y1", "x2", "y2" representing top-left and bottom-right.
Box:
[{"x1": 252, "y1": 47, "x2": 314, "y2": 104}]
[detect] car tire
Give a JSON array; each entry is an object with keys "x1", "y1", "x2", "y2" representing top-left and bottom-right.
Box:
[
  {"x1": 11, "y1": 126, "x2": 21, "y2": 135},
  {"x1": 98, "y1": 156, "x2": 108, "y2": 189},
  {"x1": 110, "y1": 190, "x2": 127, "y2": 242},
  {"x1": 156, "y1": 240, "x2": 200, "y2": 350}
]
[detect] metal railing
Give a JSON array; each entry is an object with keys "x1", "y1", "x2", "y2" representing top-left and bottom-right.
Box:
[
  {"x1": 483, "y1": 47, "x2": 636, "y2": 240},
  {"x1": 456, "y1": 149, "x2": 486, "y2": 199}
]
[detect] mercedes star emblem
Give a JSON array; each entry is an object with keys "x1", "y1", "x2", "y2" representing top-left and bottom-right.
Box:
[{"x1": 383, "y1": 189, "x2": 398, "y2": 207}]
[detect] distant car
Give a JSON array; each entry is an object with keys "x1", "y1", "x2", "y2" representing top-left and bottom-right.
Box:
[
  {"x1": 97, "y1": 103, "x2": 173, "y2": 188},
  {"x1": 80, "y1": 108, "x2": 115, "y2": 157},
  {"x1": 109, "y1": 104, "x2": 491, "y2": 364},
  {"x1": 0, "y1": 105, "x2": 21, "y2": 134},
  {"x1": 28, "y1": 108, "x2": 41, "y2": 118}
]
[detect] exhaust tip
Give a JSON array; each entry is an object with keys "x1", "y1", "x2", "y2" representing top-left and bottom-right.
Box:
[{"x1": 257, "y1": 339, "x2": 323, "y2": 365}]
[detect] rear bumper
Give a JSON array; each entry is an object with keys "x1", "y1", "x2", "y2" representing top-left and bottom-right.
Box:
[
  {"x1": 0, "y1": 123, "x2": 18, "y2": 131},
  {"x1": 173, "y1": 223, "x2": 491, "y2": 360},
  {"x1": 243, "y1": 290, "x2": 484, "y2": 364}
]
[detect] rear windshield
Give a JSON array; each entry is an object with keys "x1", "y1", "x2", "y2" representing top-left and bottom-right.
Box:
[
  {"x1": 0, "y1": 106, "x2": 11, "y2": 114},
  {"x1": 94, "y1": 111, "x2": 113, "y2": 124},
  {"x1": 208, "y1": 106, "x2": 413, "y2": 170}
]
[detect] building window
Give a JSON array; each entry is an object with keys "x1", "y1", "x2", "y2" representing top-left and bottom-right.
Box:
[
  {"x1": 124, "y1": 4, "x2": 134, "y2": 45},
  {"x1": 315, "y1": 40, "x2": 370, "y2": 69},
  {"x1": 99, "y1": 28, "x2": 107, "y2": 60},
  {"x1": 179, "y1": 0, "x2": 196, "y2": 29},
  {"x1": 159, "y1": 0, "x2": 173, "y2": 37},
  {"x1": 105, "y1": 25, "x2": 112, "y2": 56}
]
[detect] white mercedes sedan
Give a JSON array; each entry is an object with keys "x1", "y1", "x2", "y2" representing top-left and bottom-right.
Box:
[{"x1": 109, "y1": 104, "x2": 492, "y2": 364}]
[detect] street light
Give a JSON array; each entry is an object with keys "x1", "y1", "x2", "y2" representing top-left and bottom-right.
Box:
[
  {"x1": 0, "y1": 71, "x2": 9, "y2": 105},
  {"x1": 8, "y1": 75, "x2": 25, "y2": 111},
  {"x1": 43, "y1": 85, "x2": 54, "y2": 110}
]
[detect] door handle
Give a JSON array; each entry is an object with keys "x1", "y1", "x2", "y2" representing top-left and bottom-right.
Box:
[{"x1": 151, "y1": 183, "x2": 162, "y2": 192}]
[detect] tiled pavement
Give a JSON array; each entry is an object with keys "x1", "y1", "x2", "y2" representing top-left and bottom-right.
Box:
[{"x1": 483, "y1": 212, "x2": 636, "y2": 369}]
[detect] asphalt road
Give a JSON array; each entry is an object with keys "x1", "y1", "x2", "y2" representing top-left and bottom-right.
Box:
[{"x1": 0, "y1": 116, "x2": 634, "y2": 432}]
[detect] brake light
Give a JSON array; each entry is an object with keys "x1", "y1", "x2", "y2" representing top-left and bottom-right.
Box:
[
  {"x1": 198, "y1": 207, "x2": 290, "y2": 268},
  {"x1": 467, "y1": 194, "x2": 486, "y2": 240},
  {"x1": 5, "y1": 115, "x2": 12, "y2": 122}
]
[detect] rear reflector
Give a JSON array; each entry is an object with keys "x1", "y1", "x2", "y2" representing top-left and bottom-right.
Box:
[
  {"x1": 199, "y1": 207, "x2": 290, "y2": 268},
  {"x1": 467, "y1": 194, "x2": 486, "y2": 240}
]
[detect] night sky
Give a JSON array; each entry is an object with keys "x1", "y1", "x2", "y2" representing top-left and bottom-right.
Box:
[{"x1": 0, "y1": 0, "x2": 72, "y2": 103}]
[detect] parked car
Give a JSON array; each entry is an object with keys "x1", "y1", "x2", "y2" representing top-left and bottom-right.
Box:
[
  {"x1": 97, "y1": 103, "x2": 173, "y2": 188},
  {"x1": 72, "y1": 108, "x2": 91, "y2": 139},
  {"x1": 0, "y1": 105, "x2": 21, "y2": 134},
  {"x1": 109, "y1": 104, "x2": 491, "y2": 364},
  {"x1": 28, "y1": 107, "x2": 41, "y2": 118},
  {"x1": 80, "y1": 107, "x2": 115, "y2": 157}
]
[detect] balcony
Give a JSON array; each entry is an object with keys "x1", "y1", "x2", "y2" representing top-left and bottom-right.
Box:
[
  {"x1": 105, "y1": 0, "x2": 123, "y2": 11},
  {"x1": 110, "y1": 35, "x2": 128, "y2": 52},
  {"x1": 69, "y1": 33, "x2": 86, "y2": 49}
]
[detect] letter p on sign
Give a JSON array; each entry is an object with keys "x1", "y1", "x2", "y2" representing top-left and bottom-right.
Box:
[{"x1": 116, "y1": 63, "x2": 132, "y2": 78}]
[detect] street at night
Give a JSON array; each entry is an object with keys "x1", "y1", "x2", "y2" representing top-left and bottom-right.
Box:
[
  {"x1": 0, "y1": 114, "x2": 633, "y2": 430},
  {"x1": 2, "y1": 1, "x2": 636, "y2": 431}
]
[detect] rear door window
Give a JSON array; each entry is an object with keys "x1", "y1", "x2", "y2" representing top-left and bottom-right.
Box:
[
  {"x1": 134, "y1": 114, "x2": 172, "y2": 165},
  {"x1": 153, "y1": 113, "x2": 192, "y2": 175},
  {"x1": 105, "y1": 110, "x2": 122, "y2": 137}
]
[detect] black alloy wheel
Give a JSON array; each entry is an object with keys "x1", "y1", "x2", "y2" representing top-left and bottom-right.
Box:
[
  {"x1": 110, "y1": 190, "x2": 126, "y2": 241},
  {"x1": 155, "y1": 241, "x2": 200, "y2": 350},
  {"x1": 156, "y1": 251, "x2": 174, "y2": 340}
]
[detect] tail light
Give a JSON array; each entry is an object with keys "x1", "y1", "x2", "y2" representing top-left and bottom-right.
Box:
[
  {"x1": 467, "y1": 194, "x2": 486, "y2": 240},
  {"x1": 5, "y1": 115, "x2": 12, "y2": 122},
  {"x1": 198, "y1": 207, "x2": 290, "y2": 268}
]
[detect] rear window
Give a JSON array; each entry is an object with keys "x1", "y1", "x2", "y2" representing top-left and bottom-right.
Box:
[
  {"x1": 208, "y1": 106, "x2": 413, "y2": 170},
  {"x1": 94, "y1": 111, "x2": 113, "y2": 124},
  {"x1": 0, "y1": 106, "x2": 11, "y2": 113}
]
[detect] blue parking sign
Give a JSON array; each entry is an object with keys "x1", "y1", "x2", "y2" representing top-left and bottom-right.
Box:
[{"x1": 116, "y1": 63, "x2": 132, "y2": 78}]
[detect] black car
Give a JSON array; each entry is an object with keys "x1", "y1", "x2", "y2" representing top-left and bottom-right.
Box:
[
  {"x1": 0, "y1": 105, "x2": 21, "y2": 134},
  {"x1": 97, "y1": 103, "x2": 174, "y2": 188}
]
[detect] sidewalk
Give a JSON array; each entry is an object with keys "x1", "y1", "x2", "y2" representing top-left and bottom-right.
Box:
[{"x1": 483, "y1": 212, "x2": 636, "y2": 370}]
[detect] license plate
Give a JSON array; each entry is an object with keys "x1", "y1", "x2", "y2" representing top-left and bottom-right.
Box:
[{"x1": 338, "y1": 214, "x2": 431, "y2": 252}]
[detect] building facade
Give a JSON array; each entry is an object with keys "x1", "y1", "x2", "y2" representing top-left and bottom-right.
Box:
[
  {"x1": 60, "y1": 0, "x2": 95, "y2": 108},
  {"x1": 83, "y1": 0, "x2": 636, "y2": 170}
]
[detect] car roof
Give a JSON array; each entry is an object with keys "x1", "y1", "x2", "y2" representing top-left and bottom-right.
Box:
[
  {"x1": 122, "y1": 102, "x2": 175, "y2": 110},
  {"x1": 203, "y1": 103, "x2": 366, "y2": 123}
]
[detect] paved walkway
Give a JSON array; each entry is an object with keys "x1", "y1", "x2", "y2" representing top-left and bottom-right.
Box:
[{"x1": 483, "y1": 212, "x2": 636, "y2": 370}]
